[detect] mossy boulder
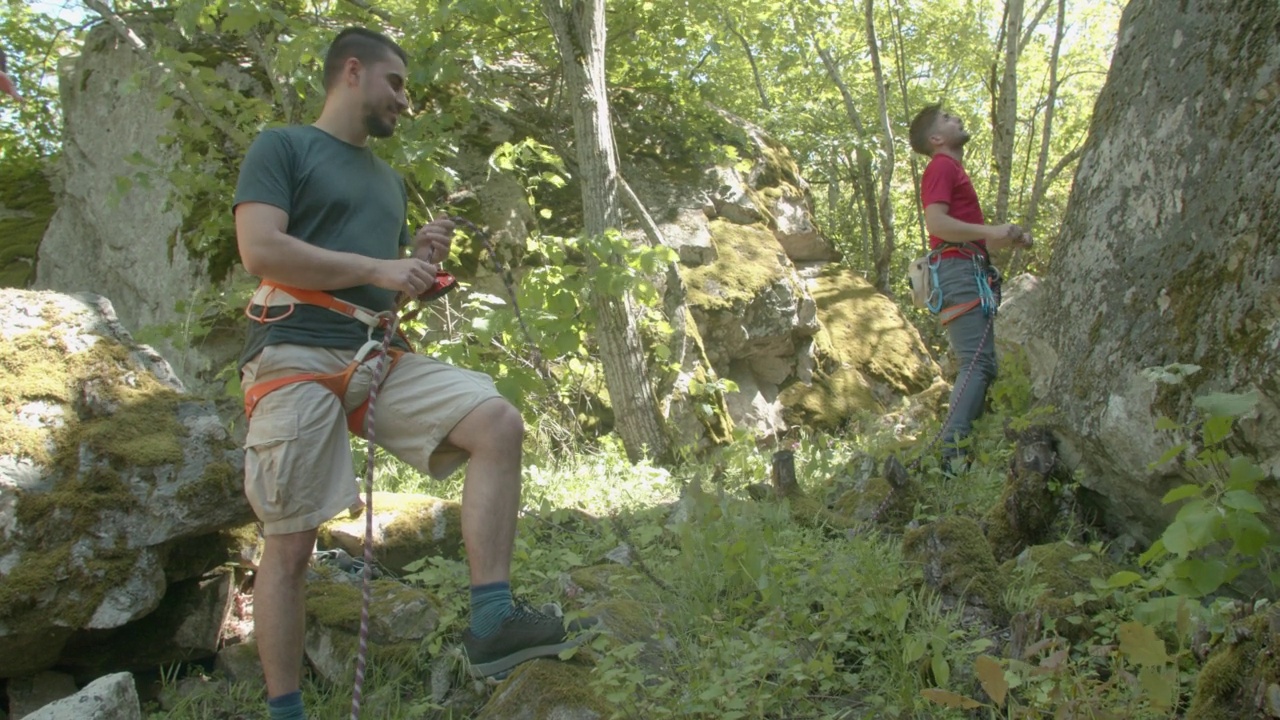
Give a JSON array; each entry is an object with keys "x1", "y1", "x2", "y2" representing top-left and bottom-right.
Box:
[
  {"x1": 0, "y1": 290, "x2": 252, "y2": 678},
  {"x1": 303, "y1": 567, "x2": 439, "y2": 685},
  {"x1": 780, "y1": 266, "x2": 940, "y2": 430},
  {"x1": 902, "y1": 516, "x2": 1006, "y2": 615},
  {"x1": 1187, "y1": 605, "x2": 1280, "y2": 720},
  {"x1": 474, "y1": 659, "x2": 607, "y2": 720},
  {"x1": 999, "y1": 542, "x2": 1120, "y2": 644},
  {"x1": 318, "y1": 492, "x2": 463, "y2": 574},
  {"x1": 983, "y1": 426, "x2": 1072, "y2": 563}
]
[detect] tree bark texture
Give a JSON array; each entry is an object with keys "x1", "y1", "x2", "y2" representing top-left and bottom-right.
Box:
[
  {"x1": 992, "y1": 0, "x2": 1024, "y2": 223},
  {"x1": 543, "y1": 0, "x2": 670, "y2": 463},
  {"x1": 864, "y1": 0, "x2": 897, "y2": 295}
]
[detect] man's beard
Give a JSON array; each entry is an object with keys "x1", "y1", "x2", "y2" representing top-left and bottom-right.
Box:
[
  {"x1": 957, "y1": 130, "x2": 971, "y2": 146},
  {"x1": 364, "y1": 107, "x2": 397, "y2": 138}
]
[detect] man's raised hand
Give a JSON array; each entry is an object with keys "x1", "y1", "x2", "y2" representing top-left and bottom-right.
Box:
[{"x1": 413, "y1": 216, "x2": 456, "y2": 265}]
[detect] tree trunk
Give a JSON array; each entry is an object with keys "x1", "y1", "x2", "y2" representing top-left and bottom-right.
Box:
[
  {"x1": 864, "y1": 0, "x2": 896, "y2": 295},
  {"x1": 890, "y1": 0, "x2": 928, "y2": 251},
  {"x1": 816, "y1": 43, "x2": 885, "y2": 292},
  {"x1": 992, "y1": 0, "x2": 1024, "y2": 223},
  {"x1": 725, "y1": 16, "x2": 772, "y2": 112},
  {"x1": 1023, "y1": 0, "x2": 1067, "y2": 236},
  {"x1": 543, "y1": 0, "x2": 670, "y2": 463}
]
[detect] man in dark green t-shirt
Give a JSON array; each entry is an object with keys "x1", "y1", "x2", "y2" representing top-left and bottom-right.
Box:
[{"x1": 233, "y1": 27, "x2": 594, "y2": 720}]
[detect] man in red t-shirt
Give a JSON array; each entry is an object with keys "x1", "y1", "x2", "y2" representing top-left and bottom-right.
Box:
[
  {"x1": 0, "y1": 48, "x2": 22, "y2": 103},
  {"x1": 909, "y1": 103, "x2": 1032, "y2": 473}
]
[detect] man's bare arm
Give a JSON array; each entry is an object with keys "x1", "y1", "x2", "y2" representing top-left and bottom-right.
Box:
[
  {"x1": 236, "y1": 202, "x2": 438, "y2": 296},
  {"x1": 924, "y1": 204, "x2": 1030, "y2": 251}
]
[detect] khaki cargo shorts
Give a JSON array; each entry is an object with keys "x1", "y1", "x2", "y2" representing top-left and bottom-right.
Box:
[{"x1": 240, "y1": 343, "x2": 504, "y2": 536}]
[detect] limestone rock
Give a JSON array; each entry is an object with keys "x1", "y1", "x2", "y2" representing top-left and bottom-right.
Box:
[
  {"x1": 22, "y1": 672, "x2": 140, "y2": 720},
  {"x1": 6, "y1": 672, "x2": 78, "y2": 720},
  {"x1": 781, "y1": 267, "x2": 940, "y2": 429},
  {"x1": 902, "y1": 517, "x2": 1005, "y2": 615},
  {"x1": 993, "y1": 273, "x2": 1055, "y2": 399},
  {"x1": 765, "y1": 191, "x2": 838, "y2": 262},
  {"x1": 0, "y1": 290, "x2": 251, "y2": 678},
  {"x1": 59, "y1": 569, "x2": 235, "y2": 676},
  {"x1": 303, "y1": 568, "x2": 440, "y2": 685},
  {"x1": 1025, "y1": 0, "x2": 1280, "y2": 545},
  {"x1": 213, "y1": 640, "x2": 263, "y2": 686},
  {"x1": 318, "y1": 492, "x2": 463, "y2": 574},
  {"x1": 34, "y1": 25, "x2": 243, "y2": 395},
  {"x1": 474, "y1": 660, "x2": 606, "y2": 720},
  {"x1": 0, "y1": 162, "x2": 55, "y2": 289}
]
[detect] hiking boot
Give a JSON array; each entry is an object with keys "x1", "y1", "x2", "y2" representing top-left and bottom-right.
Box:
[{"x1": 462, "y1": 601, "x2": 599, "y2": 679}]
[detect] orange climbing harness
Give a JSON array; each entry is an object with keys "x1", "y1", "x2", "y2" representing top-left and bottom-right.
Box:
[{"x1": 242, "y1": 280, "x2": 413, "y2": 436}]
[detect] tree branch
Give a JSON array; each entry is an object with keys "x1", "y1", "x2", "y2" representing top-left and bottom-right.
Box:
[
  {"x1": 1019, "y1": 0, "x2": 1055, "y2": 55},
  {"x1": 342, "y1": 0, "x2": 394, "y2": 24},
  {"x1": 82, "y1": 0, "x2": 244, "y2": 146}
]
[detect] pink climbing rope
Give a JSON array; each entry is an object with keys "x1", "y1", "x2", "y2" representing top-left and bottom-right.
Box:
[{"x1": 350, "y1": 311, "x2": 399, "y2": 720}]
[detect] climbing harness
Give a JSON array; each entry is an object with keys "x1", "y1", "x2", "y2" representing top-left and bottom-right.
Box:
[{"x1": 866, "y1": 244, "x2": 1003, "y2": 527}]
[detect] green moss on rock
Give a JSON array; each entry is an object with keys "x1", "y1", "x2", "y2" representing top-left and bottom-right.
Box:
[
  {"x1": 1187, "y1": 609, "x2": 1280, "y2": 720},
  {"x1": 998, "y1": 542, "x2": 1119, "y2": 643},
  {"x1": 903, "y1": 516, "x2": 1006, "y2": 613},
  {"x1": 683, "y1": 220, "x2": 785, "y2": 311},
  {"x1": 780, "y1": 266, "x2": 938, "y2": 430},
  {"x1": 318, "y1": 492, "x2": 463, "y2": 574},
  {"x1": 475, "y1": 658, "x2": 607, "y2": 720}
]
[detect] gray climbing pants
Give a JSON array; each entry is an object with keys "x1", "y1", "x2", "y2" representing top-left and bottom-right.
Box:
[{"x1": 936, "y1": 257, "x2": 997, "y2": 459}]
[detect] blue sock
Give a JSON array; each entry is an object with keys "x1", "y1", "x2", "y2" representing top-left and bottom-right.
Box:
[
  {"x1": 470, "y1": 581, "x2": 514, "y2": 638},
  {"x1": 267, "y1": 690, "x2": 305, "y2": 720}
]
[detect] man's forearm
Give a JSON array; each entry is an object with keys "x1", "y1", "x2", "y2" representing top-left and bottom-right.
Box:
[
  {"x1": 244, "y1": 230, "x2": 378, "y2": 291},
  {"x1": 926, "y1": 213, "x2": 993, "y2": 244}
]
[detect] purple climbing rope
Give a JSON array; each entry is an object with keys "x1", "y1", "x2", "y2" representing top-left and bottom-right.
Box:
[{"x1": 350, "y1": 311, "x2": 399, "y2": 720}]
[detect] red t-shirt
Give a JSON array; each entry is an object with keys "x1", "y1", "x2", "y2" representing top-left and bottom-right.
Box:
[{"x1": 921, "y1": 153, "x2": 985, "y2": 260}]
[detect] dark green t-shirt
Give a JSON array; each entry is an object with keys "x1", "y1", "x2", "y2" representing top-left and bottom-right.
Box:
[{"x1": 234, "y1": 125, "x2": 412, "y2": 368}]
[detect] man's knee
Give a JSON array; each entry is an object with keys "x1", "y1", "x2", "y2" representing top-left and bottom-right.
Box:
[
  {"x1": 263, "y1": 529, "x2": 318, "y2": 576},
  {"x1": 453, "y1": 398, "x2": 525, "y2": 453}
]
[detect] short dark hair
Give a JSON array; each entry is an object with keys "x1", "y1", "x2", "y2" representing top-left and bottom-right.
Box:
[
  {"x1": 909, "y1": 103, "x2": 943, "y2": 157},
  {"x1": 323, "y1": 27, "x2": 407, "y2": 90}
]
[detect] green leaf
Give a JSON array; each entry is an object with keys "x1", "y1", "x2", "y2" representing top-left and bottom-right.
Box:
[
  {"x1": 1160, "y1": 520, "x2": 1194, "y2": 557},
  {"x1": 1227, "y1": 456, "x2": 1265, "y2": 490},
  {"x1": 1185, "y1": 558, "x2": 1228, "y2": 596},
  {"x1": 539, "y1": 208, "x2": 553, "y2": 219},
  {"x1": 1154, "y1": 415, "x2": 1181, "y2": 431},
  {"x1": 1202, "y1": 415, "x2": 1234, "y2": 446},
  {"x1": 1117, "y1": 621, "x2": 1169, "y2": 667},
  {"x1": 1106, "y1": 571, "x2": 1143, "y2": 588},
  {"x1": 931, "y1": 653, "x2": 950, "y2": 687},
  {"x1": 1226, "y1": 511, "x2": 1271, "y2": 556},
  {"x1": 1222, "y1": 489, "x2": 1265, "y2": 513},
  {"x1": 1153, "y1": 443, "x2": 1188, "y2": 468},
  {"x1": 1139, "y1": 665, "x2": 1176, "y2": 710},
  {"x1": 1193, "y1": 390, "x2": 1259, "y2": 418},
  {"x1": 1161, "y1": 483, "x2": 1203, "y2": 505}
]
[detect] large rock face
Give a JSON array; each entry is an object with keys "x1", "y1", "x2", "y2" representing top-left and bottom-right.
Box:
[
  {"x1": 33, "y1": 25, "x2": 244, "y2": 396},
  {"x1": 0, "y1": 289, "x2": 253, "y2": 678},
  {"x1": 1028, "y1": 0, "x2": 1280, "y2": 543}
]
